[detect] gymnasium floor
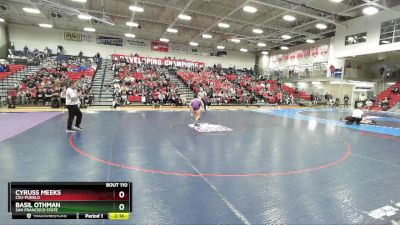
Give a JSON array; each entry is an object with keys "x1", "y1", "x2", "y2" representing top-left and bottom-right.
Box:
[{"x1": 0, "y1": 107, "x2": 400, "y2": 225}]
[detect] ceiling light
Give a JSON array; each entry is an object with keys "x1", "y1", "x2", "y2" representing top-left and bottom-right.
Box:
[
  {"x1": 38, "y1": 23, "x2": 52, "y2": 28},
  {"x1": 189, "y1": 42, "x2": 198, "y2": 46},
  {"x1": 22, "y1": 7, "x2": 40, "y2": 14},
  {"x1": 202, "y1": 34, "x2": 212, "y2": 39},
  {"x1": 71, "y1": 0, "x2": 87, "y2": 2},
  {"x1": 126, "y1": 21, "x2": 139, "y2": 27},
  {"x1": 306, "y1": 39, "x2": 315, "y2": 43},
  {"x1": 217, "y1": 46, "x2": 225, "y2": 50},
  {"x1": 240, "y1": 48, "x2": 248, "y2": 52},
  {"x1": 253, "y1": 28, "x2": 263, "y2": 34},
  {"x1": 243, "y1": 5, "x2": 257, "y2": 13},
  {"x1": 230, "y1": 38, "x2": 240, "y2": 43},
  {"x1": 178, "y1": 14, "x2": 191, "y2": 21},
  {"x1": 257, "y1": 42, "x2": 266, "y2": 47},
  {"x1": 283, "y1": 15, "x2": 296, "y2": 21},
  {"x1": 0, "y1": 18, "x2": 4, "y2": 23},
  {"x1": 167, "y1": 28, "x2": 178, "y2": 33},
  {"x1": 363, "y1": 6, "x2": 379, "y2": 15},
  {"x1": 281, "y1": 46, "x2": 289, "y2": 50},
  {"x1": 160, "y1": 38, "x2": 169, "y2": 42},
  {"x1": 316, "y1": 23, "x2": 327, "y2": 30},
  {"x1": 84, "y1": 27, "x2": 95, "y2": 32},
  {"x1": 329, "y1": 0, "x2": 344, "y2": 2},
  {"x1": 78, "y1": 14, "x2": 92, "y2": 20},
  {"x1": 125, "y1": 33, "x2": 136, "y2": 38},
  {"x1": 129, "y1": 5, "x2": 144, "y2": 12},
  {"x1": 218, "y1": 22, "x2": 230, "y2": 28},
  {"x1": 261, "y1": 51, "x2": 269, "y2": 55},
  {"x1": 282, "y1": 35, "x2": 292, "y2": 39}
]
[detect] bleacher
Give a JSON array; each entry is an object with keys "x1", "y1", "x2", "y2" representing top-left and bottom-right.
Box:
[
  {"x1": 177, "y1": 69, "x2": 311, "y2": 104},
  {"x1": 0, "y1": 64, "x2": 26, "y2": 81},
  {"x1": 117, "y1": 68, "x2": 177, "y2": 104},
  {"x1": 372, "y1": 81, "x2": 400, "y2": 110}
]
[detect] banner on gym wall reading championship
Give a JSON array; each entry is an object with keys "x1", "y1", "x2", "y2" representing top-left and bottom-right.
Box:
[
  {"x1": 64, "y1": 32, "x2": 82, "y2": 42},
  {"x1": 151, "y1": 41, "x2": 169, "y2": 52},
  {"x1": 112, "y1": 54, "x2": 204, "y2": 68},
  {"x1": 96, "y1": 35, "x2": 123, "y2": 46}
]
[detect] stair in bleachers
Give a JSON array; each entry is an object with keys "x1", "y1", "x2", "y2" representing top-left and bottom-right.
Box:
[
  {"x1": 92, "y1": 59, "x2": 115, "y2": 106},
  {"x1": 167, "y1": 69, "x2": 194, "y2": 101}
]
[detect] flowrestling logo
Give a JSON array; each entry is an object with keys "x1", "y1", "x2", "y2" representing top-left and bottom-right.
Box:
[{"x1": 188, "y1": 123, "x2": 233, "y2": 133}]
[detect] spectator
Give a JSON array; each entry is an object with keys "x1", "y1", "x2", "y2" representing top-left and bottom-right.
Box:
[
  {"x1": 392, "y1": 86, "x2": 399, "y2": 95},
  {"x1": 343, "y1": 95, "x2": 350, "y2": 108},
  {"x1": 381, "y1": 97, "x2": 389, "y2": 111}
]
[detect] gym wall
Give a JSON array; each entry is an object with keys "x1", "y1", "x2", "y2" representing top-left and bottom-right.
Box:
[{"x1": 8, "y1": 24, "x2": 256, "y2": 69}]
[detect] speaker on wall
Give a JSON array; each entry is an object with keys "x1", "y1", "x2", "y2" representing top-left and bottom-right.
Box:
[
  {"x1": 50, "y1": 12, "x2": 62, "y2": 18},
  {"x1": 0, "y1": 4, "x2": 8, "y2": 11}
]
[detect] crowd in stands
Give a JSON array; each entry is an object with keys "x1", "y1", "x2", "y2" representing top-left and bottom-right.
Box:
[
  {"x1": 6, "y1": 56, "x2": 98, "y2": 108},
  {"x1": 177, "y1": 67, "x2": 303, "y2": 106},
  {"x1": 111, "y1": 56, "x2": 311, "y2": 107},
  {"x1": 110, "y1": 57, "x2": 187, "y2": 107}
]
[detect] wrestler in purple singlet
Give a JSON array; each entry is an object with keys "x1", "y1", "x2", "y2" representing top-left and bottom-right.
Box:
[{"x1": 192, "y1": 98, "x2": 202, "y2": 111}]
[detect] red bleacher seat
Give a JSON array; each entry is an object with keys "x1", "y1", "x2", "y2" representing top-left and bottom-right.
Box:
[
  {"x1": 128, "y1": 95, "x2": 134, "y2": 102},
  {"x1": 134, "y1": 95, "x2": 141, "y2": 102}
]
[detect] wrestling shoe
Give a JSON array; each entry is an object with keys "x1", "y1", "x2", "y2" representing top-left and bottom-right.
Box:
[
  {"x1": 66, "y1": 129, "x2": 76, "y2": 133},
  {"x1": 73, "y1": 126, "x2": 83, "y2": 131}
]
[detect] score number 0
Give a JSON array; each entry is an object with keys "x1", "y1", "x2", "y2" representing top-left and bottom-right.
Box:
[{"x1": 118, "y1": 191, "x2": 126, "y2": 211}]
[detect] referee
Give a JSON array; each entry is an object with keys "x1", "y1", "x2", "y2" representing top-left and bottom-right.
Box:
[{"x1": 66, "y1": 81, "x2": 82, "y2": 132}]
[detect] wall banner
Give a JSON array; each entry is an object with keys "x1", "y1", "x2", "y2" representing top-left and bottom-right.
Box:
[
  {"x1": 96, "y1": 35, "x2": 123, "y2": 46},
  {"x1": 112, "y1": 54, "x2": 204, "y2": 68},
  {"x1": 151, "y1": 41, "x2": 169, "y2": 52},
  {"x1": 64, "y1": 32, "x2": 82, "y2": 42},
  {"x1": 126, "y1": 39, "x2": 149, "y2": 47}
]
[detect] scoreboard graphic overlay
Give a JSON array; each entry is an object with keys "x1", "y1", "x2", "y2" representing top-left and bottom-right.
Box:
[{"x1": 8, "y1": 182, "x2": 132, "y2": 220}]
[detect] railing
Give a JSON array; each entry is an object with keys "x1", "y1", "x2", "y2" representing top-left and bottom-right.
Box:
[
  {"x1": 98, "y1": 59, "x2": 108, "y2": 104},
  {"x1": 264, "y1": 69, "x2": 327, "y2": 82}
]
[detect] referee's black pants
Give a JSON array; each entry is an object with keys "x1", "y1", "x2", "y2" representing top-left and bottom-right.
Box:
[{"x1": 66, "y1": 105, "x2": 82, "y2": 130}]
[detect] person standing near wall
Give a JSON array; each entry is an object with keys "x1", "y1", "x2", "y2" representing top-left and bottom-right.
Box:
[
  {"x1": 66, "y1": 81, "x2": 82, "y2": 133},
  {"x1": 343, "y1": 95, "x2": 350, "y2": 108}
]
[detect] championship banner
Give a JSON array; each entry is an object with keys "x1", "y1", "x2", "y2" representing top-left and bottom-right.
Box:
[
  {"x1": 96, "y1": 35, "x2": 123, "y2": 46},
  {"x1": 270, "y1": 44, "x2": 330, "y2": 66},
  {"x1": 320, "y1": 44, "x2": 329, "y2": 56},
  {"x1": 283, "y1": 54, "x2": 289, "y2": 61},
  {"x1": 304, "y1": 48, "x2": 311, "y2": 58},
  {"x1": 297, "y1": 50, "x2": 303, "y2": 60},
  {"x1": 151, "y1": 41, "x2": 168, "y2": 52},
  {"x1": 112, "y1": 54, "x2": 204, "y2": 68},
  {"x1": 289, "y1": 52, "x2": 296, "y2": 61},
  {"x1": 64, "y1": 32, "x2": 82, "y2": 42},
  {"x1": 312, "y1": 46, "x2": 319, "y2": 57}
]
